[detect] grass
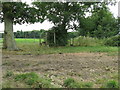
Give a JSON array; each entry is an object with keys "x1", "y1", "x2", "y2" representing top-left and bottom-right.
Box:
[
  {"x1": 101, "y1": 80, "x2": 119, "y2": 88},
  {"x1": 16, "y1": 44, "x2": 118, "y2": 55},
  {"x1": 0, "y1": 38, "x2": 44, "y2": 44},
  {"x1": 3, "y1": 72, "x2": 54, "y2": 88},
  {"x1": 1, "y1": 38, "x2": 118, "y2": 56},
  {"x1": 1, "y1": 38, "x2": 118, "y2": 53},
  {"x1": 14, "y1": 72, "x2": 54, "y2": 88},
  {"x1": 3, "y1": 71, "x2": 118, "y2": 88},
  {"x1": 15, "y1": 38, "x2": 44, "y2": 43},
  {"x1": 72, "y1": 36, "x2": 104, "y2": 46},
  {"x1": 63, "y1": 78, "x2": 93, "y2": 88}
]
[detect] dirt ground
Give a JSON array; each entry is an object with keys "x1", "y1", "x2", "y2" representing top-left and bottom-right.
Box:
[{"x1": 2, "y1": 52, "x2": 118, "y2": 87}]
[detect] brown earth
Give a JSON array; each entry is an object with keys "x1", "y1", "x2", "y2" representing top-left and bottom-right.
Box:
[{"x1": 2, "y1": 52, "x2": 118, "y2": 87}]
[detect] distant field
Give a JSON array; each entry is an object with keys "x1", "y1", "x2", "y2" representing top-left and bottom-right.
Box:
[
  {"x1": 15, "y1": 38, "x2": 44, "y2": 43},
  {"x1": 0, "y1": 38, "x2": 44, "y2": 43}
]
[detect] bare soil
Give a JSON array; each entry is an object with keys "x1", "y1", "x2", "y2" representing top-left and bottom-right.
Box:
[{"x1": 2, "y1": 52, "x2": 118, "y2": 87}]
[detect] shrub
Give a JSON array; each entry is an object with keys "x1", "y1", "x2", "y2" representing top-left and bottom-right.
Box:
[{"x1": 104, "y1": 35, "x2": 120, "y2": 46}]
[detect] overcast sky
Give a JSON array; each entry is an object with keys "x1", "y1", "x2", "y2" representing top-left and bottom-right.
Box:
[{"x1": 0, "y1": 1, "x2": 119, "y2": 32}]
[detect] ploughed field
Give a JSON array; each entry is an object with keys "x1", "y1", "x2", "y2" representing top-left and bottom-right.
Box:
[{"x1": 2, "y1": 51, "x2": 118, "y2": 88}]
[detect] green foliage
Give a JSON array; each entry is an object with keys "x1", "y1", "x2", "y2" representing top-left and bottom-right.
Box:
[
  {"x1": 104, "y1": 35, "x2": 120, "y2": 46},
  {"x1": 14, "y1": 72, "x2": 53, "y2": 88},
  {"x1": 78, "y1": 5, "x2": 118, "y2": 38},
  {"x1": 68, "y1": 31, "x2": 79, "y2": 39},
  {"x1": 102, "y1": 80, "x2": 118, "y2": 88},
  {"x1": 1, "y1": 2, "x2": 45, "y2": 24},
  {"x1": 33, "y1": 2, "x2": 96, "y2": 46},
  {"x1": 1, "y1": 2, "x2": 30, "y2": 24}
]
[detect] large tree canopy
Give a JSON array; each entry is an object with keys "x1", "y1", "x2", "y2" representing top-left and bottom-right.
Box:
[
  {"x1": 78, "y1": 4, "x2": 118, "y2": 38},
  {"x1": 32, "y1": 2, "x2": 95, "y2": 46},
  {"x1": 32, "y1": 1, "x2": 116, "y2": 46}
]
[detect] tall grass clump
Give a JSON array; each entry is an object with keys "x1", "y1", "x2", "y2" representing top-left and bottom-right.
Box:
[{"x1": 69, "y1": 36, "x2": 103, "y2": 46}]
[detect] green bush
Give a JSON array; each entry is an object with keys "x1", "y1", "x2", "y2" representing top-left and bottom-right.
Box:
[{"x1": 104, "y1": 35, "x2": 120, "y2": 46}]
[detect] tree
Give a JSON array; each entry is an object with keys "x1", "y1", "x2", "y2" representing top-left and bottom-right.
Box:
[
  {"x1": 33, "y1": 2, "x2": 93, "y2": 46},
  {"x1": 78, "y1": 2, "x2": 118, "y2": 38},
  {"x1": 1, "y1": 2, "x2": 27, "y2": 50},
  {"x1": 0, "y1": 2, "x2": 41, "y2": 50},
  {"x1": 33, "y1": 1, "x2": 116, "y2": 46}
]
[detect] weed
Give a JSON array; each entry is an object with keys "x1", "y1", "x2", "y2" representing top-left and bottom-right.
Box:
[{"x1": 5, "y1": 71, "x2": 14, "y2": 77}]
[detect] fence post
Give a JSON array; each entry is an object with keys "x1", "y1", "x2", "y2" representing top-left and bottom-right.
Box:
[{"x1": 54, "y1": 29, "x2": 56, "y2": 46}]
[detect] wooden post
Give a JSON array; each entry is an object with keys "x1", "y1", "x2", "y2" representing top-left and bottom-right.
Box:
[
  {"x1": 54, "y1": 29, "x2": 56, "y2": 45},
  {"x1": 34, "y1": 32, "x2": 35, "y2": 43},
  {"x1": 39, "y1": 30, "x2": 42, "y2": 46}
]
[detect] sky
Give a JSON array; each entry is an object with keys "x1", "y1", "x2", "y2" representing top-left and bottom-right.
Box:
[{"x1": 0, "y1": 0, "x2": 119, "y2": 33}]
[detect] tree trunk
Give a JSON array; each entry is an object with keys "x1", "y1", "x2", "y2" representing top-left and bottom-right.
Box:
[{"x1": 3, "y1": 14, "x2": 18, "y2": 50}]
